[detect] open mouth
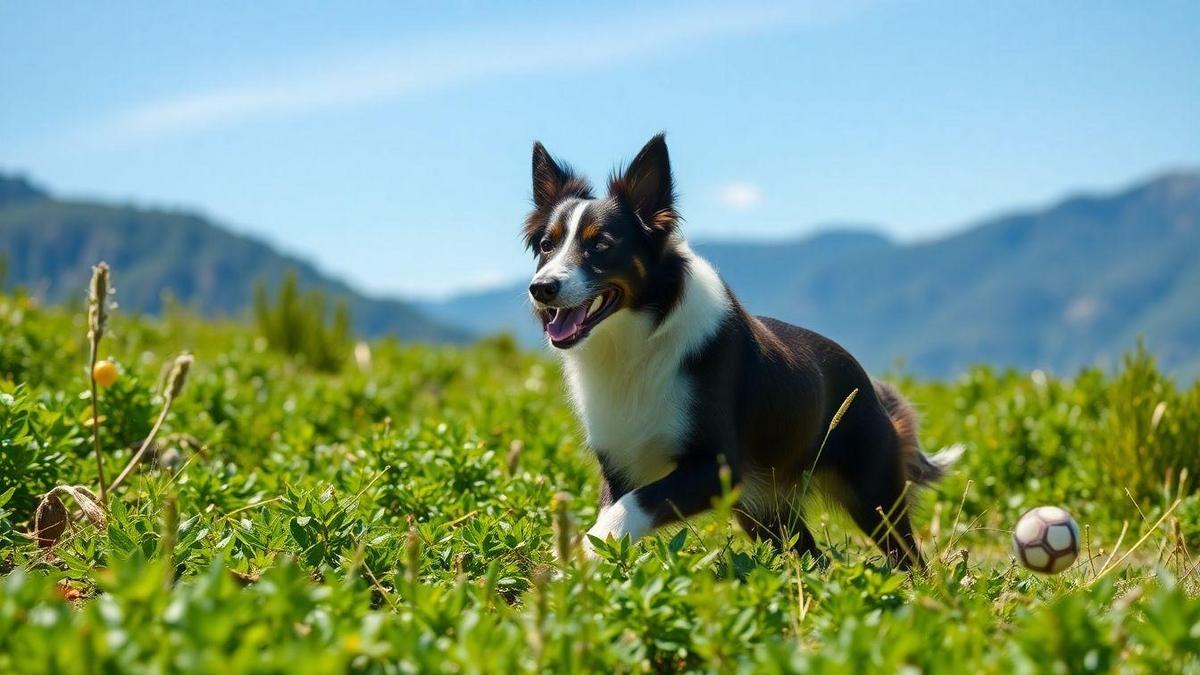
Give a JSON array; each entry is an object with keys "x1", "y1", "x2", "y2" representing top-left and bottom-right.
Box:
[{"x1": 542, "y1": 288, "x2": 622, "y2": 349}]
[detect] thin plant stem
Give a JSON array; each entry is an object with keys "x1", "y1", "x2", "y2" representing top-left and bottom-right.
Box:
[
  {"x1": 108, "y1": 354, "x2": 192, "y2": 493},
  {"x1": 108, "y1": 396, "x2": 174, "y2": 493},
  {"x1": 799, "y1": 388, "x2": 858, "y2": 504},
  {"x1": 88, "y1": 345, "x2": 108, "y2": 504},
  {"x1": 222, "y1": 496, "x2": 284, "y2": 520},
  {"x1": 86, "y1": 262, "x2": 111, "y2": 505},
  {"x1": 1089, "y1": 499, "x2": 1182, "y2": 586}
]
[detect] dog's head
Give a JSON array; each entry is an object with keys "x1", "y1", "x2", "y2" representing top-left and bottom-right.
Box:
[{"x1": 523, "y1": 134, "x2": 683, "y2": 349}]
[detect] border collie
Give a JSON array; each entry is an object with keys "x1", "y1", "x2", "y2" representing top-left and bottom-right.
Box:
[{"x1": 523, "y1": 134, "x2": 962, "y2": 568}]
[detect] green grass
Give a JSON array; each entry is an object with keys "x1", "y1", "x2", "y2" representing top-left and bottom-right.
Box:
[{"x1": 1, "y1": 287, "x2": 1198, "y2": 673}]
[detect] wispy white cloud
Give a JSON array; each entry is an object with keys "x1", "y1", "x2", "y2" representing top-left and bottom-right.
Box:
[
  {"x1": 82, "y1": 2, "x2": 860, "y2": 143},
  {"x1": 718, "y1": 181, "x2": 764, "y2": 210}
]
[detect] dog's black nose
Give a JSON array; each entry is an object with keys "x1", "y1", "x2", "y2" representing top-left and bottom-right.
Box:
[{"x1": 529, "y1": 279, "x2": 560, "y2": 303}]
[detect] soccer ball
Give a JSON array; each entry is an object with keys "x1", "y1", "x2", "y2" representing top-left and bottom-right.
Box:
[{"x1": 1012, "y1": 506, "x2": 1079, "y2": 574}]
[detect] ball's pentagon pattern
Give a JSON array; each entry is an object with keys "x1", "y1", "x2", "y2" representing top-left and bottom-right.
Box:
[
  {"x1": 1022, "y1": 543, "x2": 1050, "y2": 569},
  {"x1": 1047, "y1": 548, "x2": 1074, "y2": 573},
  {"x1": 1045, "y1": 524, "x2": 1075, "y2": 552},
  {"x1": 1012, "y1": 506, "x2": 1080, "y2": 574}
]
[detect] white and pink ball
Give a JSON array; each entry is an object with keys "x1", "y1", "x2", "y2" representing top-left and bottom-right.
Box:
[{"x1": 1012, "y1": 506, "x2": 1080, "y2": 574}]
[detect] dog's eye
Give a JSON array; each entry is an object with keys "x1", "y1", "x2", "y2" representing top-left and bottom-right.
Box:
[
  {"x1": 592, "y1": 240, "x2": 610, "y2": 253},
  {"x1": 539, "y1": 238, "x2": 554, "y2": 253}
]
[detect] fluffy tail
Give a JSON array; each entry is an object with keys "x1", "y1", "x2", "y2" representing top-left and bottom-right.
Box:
[{"x1": 873, "y1": 380, "x2": 965, "y2": 486}]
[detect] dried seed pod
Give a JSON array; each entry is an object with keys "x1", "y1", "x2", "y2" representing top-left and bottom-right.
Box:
[
  {"x1": 34, "y1": 493, "x2": 68, "y2": 548},
  {"x1": 56, "y1": 485, "x2": 107, "y2": 529},
  {"x1": 165, "y1": 353, "x2": 193, "y2": 400}
]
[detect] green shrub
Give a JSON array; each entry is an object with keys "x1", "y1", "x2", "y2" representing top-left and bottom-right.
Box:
[
  {"x1": 0, "y1": 291, "x2": 1197, "y2": 672},
  {"x1": 0, "y1": 385, "x2": 81, "y2": 519},
  {"x1": 1099, "y1": 341, "x2": 1200, "y2": 504},
  {"x1": 253, "y1": 271, "x2": 352, "y2": 372}
]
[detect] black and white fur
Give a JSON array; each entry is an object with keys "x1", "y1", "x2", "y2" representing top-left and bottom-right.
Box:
[{"x1": 524, "y1": 134, "x2": 962, "y2": 568}]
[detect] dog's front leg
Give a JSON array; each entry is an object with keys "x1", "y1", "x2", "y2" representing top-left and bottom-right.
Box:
[{"x1": 584, "y1": 455, "x2": 732, "y2": 558}]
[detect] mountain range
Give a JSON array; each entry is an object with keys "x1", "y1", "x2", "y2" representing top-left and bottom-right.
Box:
[
  {"x1": 421, "y1": 171, "x2": 1200, "y2": 378},
  {"x1": 0, "y1": 174, "x2": 467, "y2": 343},
  {"x1": 2, "y1": 170, "x2": 1198, "y2": 377}
]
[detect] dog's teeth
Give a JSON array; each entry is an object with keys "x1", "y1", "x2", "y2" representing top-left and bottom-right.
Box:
[{"x1": 588, "y1": 296, "x2": 603, "y2": 317}]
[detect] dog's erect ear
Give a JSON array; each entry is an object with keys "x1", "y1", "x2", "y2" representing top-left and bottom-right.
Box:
[
  {"x1": 532, "y1": 142, "x2": 571, "y2": 209},
  {"x1": 609, "y1": 133, "x2": 677, "y2": 235},
  {"x1": 526, "y1": 142, "x2": 593, "y2": 250}
]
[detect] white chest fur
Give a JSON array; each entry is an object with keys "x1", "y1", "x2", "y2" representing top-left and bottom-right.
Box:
[{"x1": 558, "y1": 247, "x2": 730, "y2": 488}]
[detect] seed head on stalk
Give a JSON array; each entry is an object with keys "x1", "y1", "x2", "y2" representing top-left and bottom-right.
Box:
[
  {"x1": 88, "y1": 263, "x2": 109, "y2": 344},
  {"x1": 552, "y1": 491, "x2": 575, "y2": 566},
  {"x1": 165, "y1": 353, "x2": 193, "y2": 401}
]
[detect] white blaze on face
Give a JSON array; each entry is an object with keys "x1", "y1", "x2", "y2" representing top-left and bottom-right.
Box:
[{"x1": 531, "y1": 201, "x2": 592, "y2": 306}]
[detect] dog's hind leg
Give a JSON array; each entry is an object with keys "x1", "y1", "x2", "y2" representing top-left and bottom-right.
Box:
[
  {"x1": 845, "y1": 492, "x2": 923, "y2": 569},
  {"x1": 835, "y1": 445, "x2": 925, "y2": 570}
]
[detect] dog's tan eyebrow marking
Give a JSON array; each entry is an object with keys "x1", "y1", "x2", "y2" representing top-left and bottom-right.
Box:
[
  {"x1": 581, "y1": 221, "x2": 602, "y2": 240},
  {"x1": 547, "y1": 220, "x2": 565, "y2": 240}
]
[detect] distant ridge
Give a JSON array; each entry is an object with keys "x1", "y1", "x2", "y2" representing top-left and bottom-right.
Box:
[
  {"x1": 424, "y1": 170, "x2": 1200, "y2": 377},
  {"x1": 4, "y1": 170, "x2": 1197, "y2": 375},
  {"x1": 0, "y1": 173, "x2": 49, "y2": 207},
  {"x1": 0, "y1": 174, "x2": 469, "y2": 343}
]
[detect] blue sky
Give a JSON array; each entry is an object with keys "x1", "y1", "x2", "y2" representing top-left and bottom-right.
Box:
[{"x1": 2, "y1": 1, "x2": 1198, "y2": 298}]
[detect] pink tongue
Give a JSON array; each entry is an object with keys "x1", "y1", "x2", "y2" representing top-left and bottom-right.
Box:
[{"x1": 547, "y1": 304, "x2": 589, "y2": 341}]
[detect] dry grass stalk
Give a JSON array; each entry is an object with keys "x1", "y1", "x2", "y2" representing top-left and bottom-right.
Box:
[
  {"x1": 799, "y1": 388, "x2": 859, "y2": 503},
  {"x1": 161, "y1": 494, "x2": 179, "y2": 590},
  {"x1": 108, "y1": 353, "x2": 194, "y2": 492},
  {"x1": 87, "y1": 262, "x2": 111, "y2": 503},
  {"x1": 1089, "y1": 498, "x2": 1183, "y2": 586}
]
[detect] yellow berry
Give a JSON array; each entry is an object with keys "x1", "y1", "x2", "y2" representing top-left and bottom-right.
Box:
[{"x1": 92, "y1": 360, "x2": 119, "y2": 387}]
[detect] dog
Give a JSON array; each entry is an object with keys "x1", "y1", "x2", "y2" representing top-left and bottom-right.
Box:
[{"x1": 523, "y1": 134, "x2": 962, "y2": 568}]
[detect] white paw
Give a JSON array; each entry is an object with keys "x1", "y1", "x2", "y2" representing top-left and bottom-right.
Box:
[{"x1": 583, "y1": 493, "x2": 652, "y2": 557}]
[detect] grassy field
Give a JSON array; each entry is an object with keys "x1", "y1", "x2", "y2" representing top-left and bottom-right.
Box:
[{"x1": 1, "y1": 281, "x2": 1199, "y2": 673}]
